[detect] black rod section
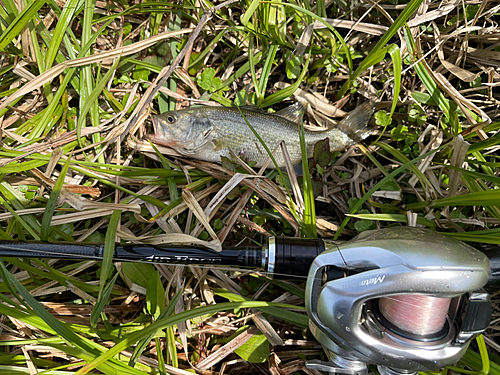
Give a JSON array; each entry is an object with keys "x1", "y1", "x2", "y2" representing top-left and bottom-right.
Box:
[
  {"x1": 0, "y1": 237, "x2": 325, "y2": 278},
  {"x1": 0, "y1": 241, "x2": 263, "y2": 268},
  {"x1": 0, "y1": 241, "x2": 105, "y2": 260},
  {"x1": 114, "y1": 244, "x2": 263, "y2": 268}
]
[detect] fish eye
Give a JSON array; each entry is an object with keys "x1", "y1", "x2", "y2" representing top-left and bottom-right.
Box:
[{"x1": 165, "y1": 114, "x2": 176, "y2": 124}]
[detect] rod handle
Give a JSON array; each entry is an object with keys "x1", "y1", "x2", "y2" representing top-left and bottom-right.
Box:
[{"x1": 269, "y1": 237, "x2": 325, "y2": 277}]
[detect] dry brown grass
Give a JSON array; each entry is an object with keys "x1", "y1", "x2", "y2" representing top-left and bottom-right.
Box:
[{"x1": 0, "y1": 0, "x2": 499, "y2": 373}]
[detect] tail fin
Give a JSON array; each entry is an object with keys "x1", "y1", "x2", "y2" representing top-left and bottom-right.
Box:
[{"x1": 336, "y1": 100, "x2": 377, "y2": 143}]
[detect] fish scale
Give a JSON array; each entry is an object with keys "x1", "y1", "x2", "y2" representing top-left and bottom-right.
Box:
[{"x1": 151, "y1": 101, "x2": 376, "y2": 169}]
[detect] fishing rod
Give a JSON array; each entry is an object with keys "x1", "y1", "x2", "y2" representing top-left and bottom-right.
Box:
[
  {"x1": 0, "y1": 227, "x2": 495, "y2": 375},
  {"x1": 0, "y1": 236, "x2": 324, "y2": 278}
]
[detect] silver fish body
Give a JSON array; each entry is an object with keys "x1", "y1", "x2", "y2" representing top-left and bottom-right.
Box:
[{"x1": 151, "y1": 101, "x2": 376, "y2": 169}]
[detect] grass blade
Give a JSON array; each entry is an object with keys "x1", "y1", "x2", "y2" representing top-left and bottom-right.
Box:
[
  {"x1": 90, "y1": 273, "x2": 119, "y2": 331},
  {"x1": 467, "y1": 133, "x2": 500, "y2": 154},
  {"x1": 347, "y1": 213, "x2": 435, "y2": 229},
  {"x1": 374, "y1": 141, "x2": 433, "y2": 193},
  {"x1": 33, "y1": 18, "x2": 114, "y2": 138},
  {"x1": 334, "y1": 144, "x2": 447, "y2": 239},
  {"x1": 249, "y1": 37, "x2": 261, "y2": 101},
  {"x1": 387, "y1": 44, "x2": 401, "y2": 118},
  {"x1": 0, "y1": 0, "x2": 45, "y2": 52},
  {"x1": 0, "y1": 260, "x2": 100, "y2": 355},
  {"x1": 241, "y1": 0, "x2": 261, "y2": 26},
  {"x1": 406, "y1": 190, "x2": 500, "y2": 210},
  {"x1": 77, "y1": 56, "x2": 121, "y2": 145},
  {"x1": 261, "y1": 53, "x2": 311, "y2": 108},
  {"x1": 299, "y1": 120, "x2": 316, "y2": 238},
  {"x1": 404, "y1": 26, "x2": 451, "y2": 120},
  {"x1": 40, "y1": 153, "x2": 73, "y2": 241},
  {"x1": 1, "y1": 0, "x2": 18, "y2": 21},
  {"x1": 44, "y1": 0, "x2": 81, "y2": 71},
  {"x1": 266, "y1": 1, "x2": 352, "y2": 73},
  {"x1": 258, "y1": 43, "x2": 279, "y2": 98},
  {"x1": 445, "y1": 233, "x2": 500, "y2": 245},
  {"x1": 76, "y1": 301, "x2": 304, "y2": 374},
  {"x1": 100, "y1": 210, "x2": 121, "y2": 296},
  {"x1": 337, "y1": 0, "x2": 425, "y2": 98}
]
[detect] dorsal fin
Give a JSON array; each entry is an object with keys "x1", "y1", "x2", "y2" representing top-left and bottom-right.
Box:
[
  {"x1": 238, "y1": 105, "x2": 264, "y2": 112},
  {"x1": 275, "y1": 102, "x2": 306, "y2": 124}
]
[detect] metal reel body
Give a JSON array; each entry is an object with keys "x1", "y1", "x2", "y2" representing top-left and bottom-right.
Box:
[{"x1": 305, "y1": 227, "x2": 491, "y2": 372}]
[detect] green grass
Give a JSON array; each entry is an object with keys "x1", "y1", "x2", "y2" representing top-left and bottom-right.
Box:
[{"x1": 0, "y1": 0, "x2": 499, "y2": 374}]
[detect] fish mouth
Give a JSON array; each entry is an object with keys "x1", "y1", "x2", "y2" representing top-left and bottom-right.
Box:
[
  {"x1": 146, "y1": 133, "x2": 164, "y2": 145},
  {"x1": 149, "y1": 116, "x2": 174, "y2": 146},
  {"x1": 151, "y1": 115, "x2": 161, "y2": 135},
  {"x1": 148, "y1": 116, "x2": 163, "y2": 144},
  {"x1": 147, "y1": 133, "x2": 179, "y2": 148}
]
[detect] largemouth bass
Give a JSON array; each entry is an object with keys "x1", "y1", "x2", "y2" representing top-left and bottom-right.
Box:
[{"x1": 151, "y1": 101, "x2": 376, "y2": 169}]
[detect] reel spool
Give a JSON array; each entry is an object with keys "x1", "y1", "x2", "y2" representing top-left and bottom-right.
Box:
[
  {"x1": 376, "y1": 295, "x2": 451, "y2": 338},
  {"x1": 305, "y1": 227, "x2": 491, "y2": 375}
]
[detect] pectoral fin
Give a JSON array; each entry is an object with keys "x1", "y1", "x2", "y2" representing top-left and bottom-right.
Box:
[
  {"x1": 212, "y1": 134, "x2": 247, "y2": 152},
  {"x1": 213, "y1": 138, "x2": 226, "y2": 152}
]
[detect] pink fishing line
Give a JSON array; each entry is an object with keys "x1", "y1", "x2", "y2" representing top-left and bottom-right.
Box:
[{"x1": 379, "y1": 295, "x2": 451, "y2": 335}]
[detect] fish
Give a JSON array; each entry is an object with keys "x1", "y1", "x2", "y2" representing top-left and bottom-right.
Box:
[{"x1": 150, "y1": 100, "x2": 376, "y2": 169}]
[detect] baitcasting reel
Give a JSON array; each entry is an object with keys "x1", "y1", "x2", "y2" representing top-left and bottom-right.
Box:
[
  {"x1": 305, "y1": 227, "x2": 491, "y2": 375},
  {"x1": 0, "y1": 227, "x2": 492, "y2": 374}
]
